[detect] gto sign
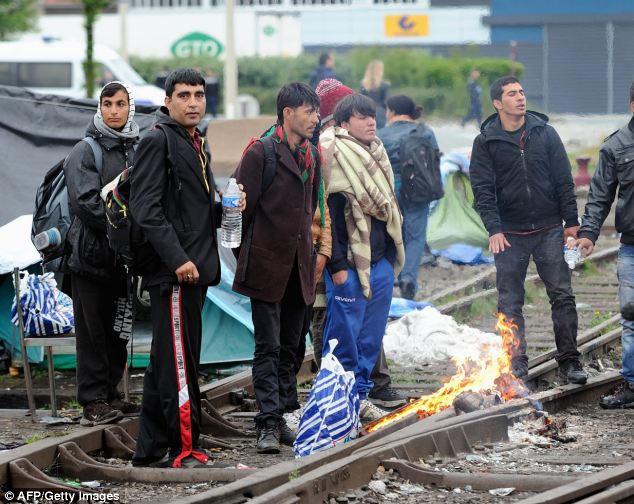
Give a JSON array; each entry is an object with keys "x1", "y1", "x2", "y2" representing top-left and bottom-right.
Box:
[{"x1": 171, "y1": 32, "x2": 224, "y2": 58}]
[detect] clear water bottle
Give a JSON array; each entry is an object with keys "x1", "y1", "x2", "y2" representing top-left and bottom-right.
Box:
[
  {"x1": 563, "y1": 236, "x2": 581, "y2": 270},
  {"x1": 220, "y1": 178, "x2": 242, "y2": 248},
  {"x1": 33, "y1": 227, "x2": 62, "y2": 251}
]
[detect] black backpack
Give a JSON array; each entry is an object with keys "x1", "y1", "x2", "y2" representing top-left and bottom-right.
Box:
[
  {"x1": 104, "y1": 124, "x2": 177, "y2": 276},
  {"x1": 231, "y1": 136, "x2": 279, "y2": 276},
  {"x1": 399, "y1": 125, "x2": 443, "y2": 204},
  {"x1": 31, "y1": 137, "x2": 103, "y2": 272}
]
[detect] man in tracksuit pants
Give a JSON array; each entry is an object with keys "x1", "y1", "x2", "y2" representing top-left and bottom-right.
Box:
[
  {"x1": 130, "y1": 69, "x2": 245, "y2": 468},
  {"x1": 320, "y1": 94, "x2": 404, "y2": 423}
]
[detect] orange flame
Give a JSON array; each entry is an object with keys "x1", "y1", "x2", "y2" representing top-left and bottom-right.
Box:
[{"x1": 366, "y1": 313, "x2": 527, "y2": 433}]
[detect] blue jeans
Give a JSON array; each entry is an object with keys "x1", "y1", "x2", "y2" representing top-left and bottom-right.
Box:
[
  {"x1": 398, "y1": 195, "x2": 429, "y2": 289},
  {"x1": 617, "y1": 245, "x2": 634, "y2": 385},
  {"x1": 323, "y1": 258, "x2": 394, "y2": 400},
  {"x1": 494, "y1": 226, "x2": 579, "y2": 368}
]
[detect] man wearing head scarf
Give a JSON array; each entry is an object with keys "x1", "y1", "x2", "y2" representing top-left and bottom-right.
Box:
[{"x1": 64, "y1": 81, "x2": 140, "y2": 426}]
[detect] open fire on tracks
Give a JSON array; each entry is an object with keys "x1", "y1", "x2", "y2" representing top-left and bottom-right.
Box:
[{"x1": 365, "y1": 313, "x2": 529, "y2": 433}]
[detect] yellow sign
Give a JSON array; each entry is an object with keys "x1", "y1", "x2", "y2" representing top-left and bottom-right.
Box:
[{"x1": 384, "y1": 15, "x2": 429, "y2": 37}]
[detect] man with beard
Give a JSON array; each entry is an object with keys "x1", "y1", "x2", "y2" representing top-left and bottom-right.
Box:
[{"x1": 233, "y1": 82, "x2": 322, "y2": 453}]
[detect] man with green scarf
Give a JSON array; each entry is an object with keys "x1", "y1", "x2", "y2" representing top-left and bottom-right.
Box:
[{"x1": 233, "y1": 82, "x2": 322, "y2": 454}]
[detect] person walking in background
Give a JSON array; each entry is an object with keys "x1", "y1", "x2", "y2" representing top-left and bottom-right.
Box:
[
  {"x1": 204, "y1": 69, "x2": 219, "y2": 118},
  {"x1": 309, "y1": 52, "x2": 337, "y2": 90},
  {"x1": 233, "y1": 82, "x2": 322, "y2": 454},
  {"x1": 131, "y1": 68, "x2": 245, "y2": 468},
  {"x1": 320, "y1": 94, "x2": 404, "y2": 422},
  {"x1": 379, "y1": 95, "x2": 439, "y2": 301},
  {"x1": 470, "y1": 76, "x2": 588, "y2": 385},
  {"x1": 573, "y1": 81, "x2": 634, "y2": 409},
  {"x1": 360, "y1": 60, "x2": 390, "y2": 130},
  {"x1": 461, "y1": 68, "x2": 483, "y2": 128},
  {"x1": 64, "y1": 81, "x2": 140, "y2": 427}
]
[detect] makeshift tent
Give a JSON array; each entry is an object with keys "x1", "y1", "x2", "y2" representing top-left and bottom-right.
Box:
[
  {"x1": 427, "y1": 170, "x2": 489, "y2": 251},
  {"x1": 0, "y1": 86, "x2": 256, "y2": 368}
]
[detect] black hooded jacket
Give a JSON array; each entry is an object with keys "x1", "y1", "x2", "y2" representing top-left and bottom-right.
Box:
[
  {"x1": 470, "y1": 111, "x2": 578, "y2": 235},
  {"x1": 579, "y1": 116, "x2": 634, "y2": 245},
  {"x1": 64, "y1": 122, "x2": 136, "y2": 278},
  {"x1": 129, "y1": 107, "x2": 222, "y2": 287}
]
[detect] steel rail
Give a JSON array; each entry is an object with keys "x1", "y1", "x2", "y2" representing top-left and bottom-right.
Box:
[
  {"x1": 173, "y1": 372, "x2": 622, "y2": 504},
  {"x1": 518, "y1": 460, "x2": 634, "y2": 504},
  {"x1": 437, "y1": 246, "x2": 619, "y2": 315}
]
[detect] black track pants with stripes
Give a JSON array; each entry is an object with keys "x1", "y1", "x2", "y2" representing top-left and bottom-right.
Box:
[{"x1": 133, "y1": 283, "x2": 207, "y2": 466}]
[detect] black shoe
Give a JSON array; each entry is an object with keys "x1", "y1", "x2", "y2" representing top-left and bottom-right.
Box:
[
  {"x1": 131, "y1": 453, "x2": 169, "y2": 468},
  {"x1": 511, "y1": 355, "x2": 529, "y2": 380},
  {"x1": 599, "y1": 382, "x2": 634, "y2": 409},
  {"x1": 279, "y1": 420, "x2": 296, "y2": 447},
  {"x1": 399, "y1": 281, "x2": 416, "y2": 300},
  {"x1": 368, "y1": 387, "x2": 407, "y2": 408},
  {"x1": 559, "y1": 359, "x2": 588, "y2": 385},
  {"x1": 256, "y1": 424, "x2": 280, "y2": 454},
  {"x1": 109, "y1": 397, "x2": 141, "y2": 417},
  {"x1": 512, "y1": 364, "x2": 528, "y2": 380},
  {"x1": 80, "y1": 400, "x2": 123, "y2": 427}
]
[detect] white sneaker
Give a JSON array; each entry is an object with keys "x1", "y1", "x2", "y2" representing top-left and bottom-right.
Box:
[
  {"x1": 283, "y1": 410, "x2": 301, "y2": 433},
  {"x1": 359, "y1": 399, "x2": 388, "y2": 422}
]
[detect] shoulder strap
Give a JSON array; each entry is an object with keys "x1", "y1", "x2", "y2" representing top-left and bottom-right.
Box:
[
  {"x1": 258, "y1": 136, "x2": 277, "y2": 194},
  {"x1": 82, "y1": 137, "x2": 103, "y2": 175}
]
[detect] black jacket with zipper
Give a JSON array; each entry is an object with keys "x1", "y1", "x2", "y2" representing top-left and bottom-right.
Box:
[
  {"x1": 64, "y1": 122, "x2": 136, "y2": 278},
  {"x1": 129, "y1": 107, "x2": 222, "y2": 288},
  {"x1": 470, "y1": 111, "x2": 579, "y2": 236},
  {"x1": 579, "y1": 116, "x2": 634, "y2": 245}
]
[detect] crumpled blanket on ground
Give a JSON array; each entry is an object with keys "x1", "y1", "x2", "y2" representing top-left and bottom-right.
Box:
[{"x1": 383, "y1": 306, "x2": 500, "y2": 366}]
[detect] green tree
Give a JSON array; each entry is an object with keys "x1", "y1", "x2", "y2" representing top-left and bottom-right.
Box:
[
  {"x1": 82, "y1": 0, "x2": 109, "y2": 98},
  {"x1": 0, "y1": 0, "x2": 38, "y2": 40}
]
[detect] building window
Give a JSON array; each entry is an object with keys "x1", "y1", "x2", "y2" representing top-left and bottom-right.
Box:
[
  {"x1": 17, "y1": 63, "x2": 72, "y2": 88},
  {"x1": 292, "y1": 0, "x2": 350, "y2": 4}
]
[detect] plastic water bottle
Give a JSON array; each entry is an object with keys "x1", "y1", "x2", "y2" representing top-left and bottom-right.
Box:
[
  {"x1": 563, "y1": 236, "x2": 581, "y2": 270},
  {"x1": 220, "y1": 178, "x2": 242, "y2": 248},
  {"x1": 33, "y1": 227, "x2": 62, "y2": 251}
]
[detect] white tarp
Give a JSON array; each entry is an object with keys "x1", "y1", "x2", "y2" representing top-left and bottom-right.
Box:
[
  {"x1": 383, "y1": 306, "x2": 501, "y2": 366},
  {"x1": 0, "y1": 215, "x2": 39, "y2": 275}
]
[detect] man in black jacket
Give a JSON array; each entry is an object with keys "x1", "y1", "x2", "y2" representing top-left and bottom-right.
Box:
[
  {"x1": 573, "y1": 82, "x2": 634, "y2": 408},
  {"x1": 64, "y1": 81, "x2": 140, "y2": 427},
  {"x1": 130, "y1": 68, "x2": 245, "y2": 468},
  {"x1": 470, "y1": 76, "x2": 587, "y2": 385}
]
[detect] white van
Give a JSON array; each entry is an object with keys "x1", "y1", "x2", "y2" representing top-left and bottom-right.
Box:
[{"x1": 0, "y1": 39, "x2": 165, "y2": 106}]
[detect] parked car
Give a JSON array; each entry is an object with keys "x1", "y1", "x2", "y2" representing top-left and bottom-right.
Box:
[{"x1": 0, "y1": 38, "x2": 164, "y2": 106}]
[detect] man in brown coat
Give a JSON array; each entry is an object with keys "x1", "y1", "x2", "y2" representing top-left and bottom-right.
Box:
[{"x1": 233, "y1": 82, "x2": 322, "y2": 454}]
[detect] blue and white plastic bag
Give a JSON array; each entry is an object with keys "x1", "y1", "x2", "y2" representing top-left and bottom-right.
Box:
[
  {"x1": 11, "y1": 271, "x2": 74, "y2": 336},
  {"x1": 294, "y1": 339, "x2": 360, "y2": 458}
]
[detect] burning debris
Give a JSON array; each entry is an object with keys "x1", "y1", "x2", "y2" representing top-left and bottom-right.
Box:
[
  {"x1": 453, "y1": 390, "x2": 502, "y2": 414},
  {"x1": 366, "y1": 313, "x2": 529, "y2": 433}
]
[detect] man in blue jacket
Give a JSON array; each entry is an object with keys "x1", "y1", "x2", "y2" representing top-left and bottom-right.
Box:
[{"x1": 469, "y1": 76, "x2": 587, "y2": 385}]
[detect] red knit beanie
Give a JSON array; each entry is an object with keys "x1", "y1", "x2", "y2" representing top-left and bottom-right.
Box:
[{"x1": 316, "y1": 79, "x2": 354, "y2": 124}]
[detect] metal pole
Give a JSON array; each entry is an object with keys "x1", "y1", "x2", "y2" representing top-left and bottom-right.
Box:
[
  {"x1": 13, "y1": 268, "x2": 37, "y2": 422},
  {"x1": 224, "y1": 0, "x2": 238, "y2": 119},
  {"x1": 606, "y1": 21, "x2": 614, "y2": 115},
  {"x1": 542, "y1": 25, "x2": 549, "y2": 113},
  {"x1": 119, "y1": 0, "x2": 129, "y2": 62}
]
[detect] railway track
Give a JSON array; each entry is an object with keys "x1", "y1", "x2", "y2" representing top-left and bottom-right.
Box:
[{"x1": 0, "y1": 241, "x2": 628, "y2": 503}]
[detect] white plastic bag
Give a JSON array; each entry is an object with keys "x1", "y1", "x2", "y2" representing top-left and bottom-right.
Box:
[
  {"x1": 294, "y1": 339, "x2": 359, "y2": 457},
  {"x1": 11, "y1": 271, "x2": 74, "y2": 336}
]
